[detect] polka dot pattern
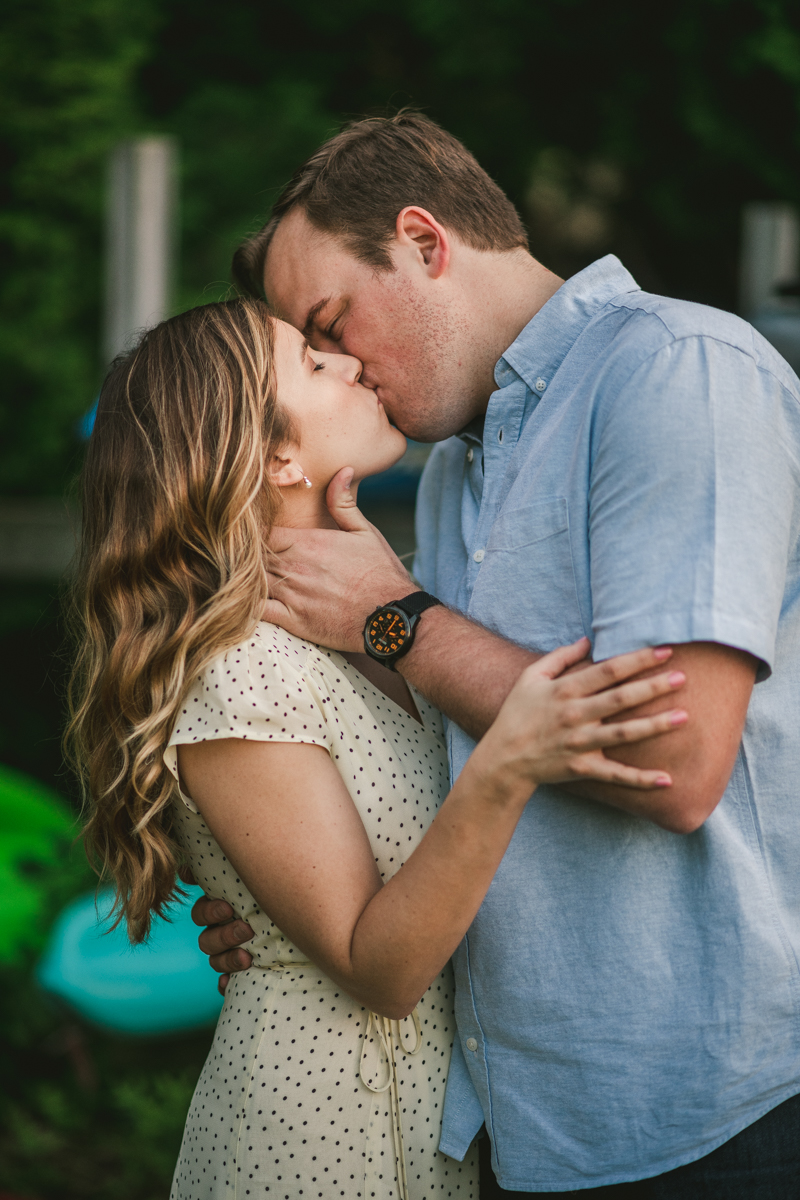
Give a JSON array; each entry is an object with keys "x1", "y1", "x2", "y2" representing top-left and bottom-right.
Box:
[{"x1": 164, "y1": 622, "x2": 478, "y2": 1198}]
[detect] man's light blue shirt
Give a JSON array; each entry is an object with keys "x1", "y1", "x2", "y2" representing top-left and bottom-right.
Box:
[{"x1": 414, "y1": 256, "x2": 800, "y2": 1190}]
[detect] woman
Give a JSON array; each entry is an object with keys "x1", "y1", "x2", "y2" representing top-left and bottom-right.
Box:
[{"x1": 69, "y1": 299, "x2": 687, "y2": 1200}]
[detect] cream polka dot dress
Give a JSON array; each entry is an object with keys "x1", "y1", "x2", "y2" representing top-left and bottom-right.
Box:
[{"x1": 163, "y1": 623, "x2": 478, "y2": 1200}]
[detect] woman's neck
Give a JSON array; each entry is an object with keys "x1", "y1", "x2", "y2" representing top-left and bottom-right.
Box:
[{"x1": 277, "y1": 480, "x2": 359, "y2": 530}]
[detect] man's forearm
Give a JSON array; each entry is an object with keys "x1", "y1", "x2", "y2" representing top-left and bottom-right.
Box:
[
  {"x1": 395, "y1": 609, "x2": 654, "y2": 813},
  {"x1": 395, "y1": 608, "x2": 675, "y2": 819},
  {"x1": 399, "y1": 617, "x2": 755, "y2": 834},
  {"x1": 397, "y1": 606, "x2": 539, "y2": 740}
]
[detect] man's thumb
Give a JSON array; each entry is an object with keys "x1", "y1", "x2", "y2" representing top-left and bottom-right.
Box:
[{"x1": 326, "y1": 467, "x2": 371, "y2": 532}]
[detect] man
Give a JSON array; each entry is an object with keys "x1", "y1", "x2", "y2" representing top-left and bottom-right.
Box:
[{"x1": 192, "y1": 113, "x2": 800, "y2": 1195}]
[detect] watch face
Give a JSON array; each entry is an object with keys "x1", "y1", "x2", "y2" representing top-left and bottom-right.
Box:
[{"x1": 367, "y1": 607, "x2": 412, "y2": 659}]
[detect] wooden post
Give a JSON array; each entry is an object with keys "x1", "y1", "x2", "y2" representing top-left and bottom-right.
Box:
[
  {"x1": 104, "y1": 136, "x2": 177, "y2": 362},
  {"x1": 739, "y1": 202, "x2": 798, "y2": 317},
  {"x1": 0, "y1": 138, "x2": 178, "y2": 580},
  {"x1": 740, "y1": 203, "x2": 800, "y2": 373}
]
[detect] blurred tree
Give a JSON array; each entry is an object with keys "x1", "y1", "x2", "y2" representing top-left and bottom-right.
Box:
[
  {"x1": 2, "y1": 0, "x2": 800, "y2": 493},
  {"x1": 143, "y1": 0, "x2": 800, "y2": 309},
  {"x1": 0, "y1": 0, "x2": 154, "y2": 495}
]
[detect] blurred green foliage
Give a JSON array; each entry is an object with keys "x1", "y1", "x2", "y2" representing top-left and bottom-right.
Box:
[
  {"x1": 0, "y1": 962, "x2": 212, "y2": 1198},
  {"x1": 2, "y1": 0, "x2": 800, "y2": 496},
  {"x1": 0, "y1": 0, "x2": 154, "y2": 495},
  {"x1": 0, "y1": 755, "x2": 203, "y2": 1200},
  {"x1": 0, "y1": 764, "x2": 81, "y2": 963},
  {"x1": 0, "y1": 582, "x2": 76, "y2": 793}
]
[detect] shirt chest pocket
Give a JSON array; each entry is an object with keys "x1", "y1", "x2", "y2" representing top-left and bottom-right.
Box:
[{"x1": 468, "y1": 496, "x2": 586, "y2": 651}]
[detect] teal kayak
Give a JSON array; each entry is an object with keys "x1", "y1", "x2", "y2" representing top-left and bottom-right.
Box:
[{"x1": 37, "y1": 885, "x2": 224, "y2": 1035}]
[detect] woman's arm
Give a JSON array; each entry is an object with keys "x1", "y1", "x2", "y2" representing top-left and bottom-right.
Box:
[{"x1": 180, "y1": 643, "x2": 687, "y2": 1019}]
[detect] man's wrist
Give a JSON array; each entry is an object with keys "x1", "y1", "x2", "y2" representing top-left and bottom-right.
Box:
[{"x1": 394, "y1": 601, "x2": 451, "y2": 677}]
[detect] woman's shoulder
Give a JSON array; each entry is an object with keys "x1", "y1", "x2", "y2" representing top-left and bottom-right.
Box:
[
  {"x1": 169, "y1": 622, "x2": 330, "y2": 754},
  {"x1": 246, "y1": 621, "x2": 320, "y2": 668},
  {"x1": 202, "y1": 621, "x2": 319, "y2": 681}
]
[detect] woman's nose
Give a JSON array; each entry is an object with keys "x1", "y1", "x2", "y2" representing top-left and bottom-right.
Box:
[
  {"x1": 342, "y1": 354, "x2": 363, "y2": 385},
  {"x1": 323, "y1": 349, "x2": 365, "y2": 386}
]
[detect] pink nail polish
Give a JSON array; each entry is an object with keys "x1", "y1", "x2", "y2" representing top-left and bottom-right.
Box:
[
  {"x1": 668, "y1": 671, "x2": 686, "y2": 686},
  {"x1": 653, "y1": 647, "x2": 672, "y2": 660},
  {"x1": 670, "y1": 709, "x2": 688, "y2": 725},
  {"x1": 656, "y1": 775, "x2": 672, "y2": 787}
]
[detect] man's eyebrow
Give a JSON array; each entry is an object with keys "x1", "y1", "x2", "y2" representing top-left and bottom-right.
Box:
[{"x1": 302, "y1": 296, "x2": 333, "y2": 339}]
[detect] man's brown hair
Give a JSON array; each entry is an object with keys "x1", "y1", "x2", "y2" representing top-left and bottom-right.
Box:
[{"x1": 232, "y1": 111, "x2": 529, "y2": 296}]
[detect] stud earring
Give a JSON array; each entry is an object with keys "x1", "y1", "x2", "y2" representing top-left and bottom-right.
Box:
[{"x1": 302, "y1": 476, "x2": 312, "y2": 489}]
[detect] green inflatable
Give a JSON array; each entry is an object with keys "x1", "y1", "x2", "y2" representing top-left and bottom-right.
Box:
[{"x1": 0, "y1": 763, "x2": 76, "y2": 963}]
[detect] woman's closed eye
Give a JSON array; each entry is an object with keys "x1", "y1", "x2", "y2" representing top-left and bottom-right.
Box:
[{"x1": 313, "y1": 360, "x2": 326, "y2": 372}]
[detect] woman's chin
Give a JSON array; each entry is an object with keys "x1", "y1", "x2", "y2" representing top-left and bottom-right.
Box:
[{"x1": 356, "y1": 440, "x2": 408, "y2": 482}]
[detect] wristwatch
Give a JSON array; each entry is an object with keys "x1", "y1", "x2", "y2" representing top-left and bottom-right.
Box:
[{"x1": 363, "y1": 592, "x2": 443, "y2": 670}]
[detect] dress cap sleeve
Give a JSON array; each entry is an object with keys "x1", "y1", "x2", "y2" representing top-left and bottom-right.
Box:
[{"x1": 164, "y1": 624, "x2": 330, "y2": 811}]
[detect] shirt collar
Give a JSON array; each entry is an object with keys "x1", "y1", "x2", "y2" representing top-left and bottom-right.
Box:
[
  {"x1": 494, "y1": 254, "x2": 641, "y2": 395},
  {"x1": 456, "y1": 415, "x2": 485, "y2": 447}
]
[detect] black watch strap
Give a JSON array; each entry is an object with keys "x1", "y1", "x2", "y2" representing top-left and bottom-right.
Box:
[{"x1": 392, "y1": 592, "x2": 442, "y2": 617}]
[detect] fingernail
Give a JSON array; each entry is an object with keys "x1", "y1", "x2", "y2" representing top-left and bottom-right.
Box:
[
  {"x1": 237, "y1": 951, "x2": 251, "y2": 967},
  {"x1": 214, "y1": 903, "x2": 230, "y2": 921},
  {"x1": 235, "y1": 923, "x2": 251, "y2": 939},
  {"x1": 670, "y1": 709, "x2": 688, "y2": 725},
  {"x1": 668, "y1": 671, "x2": 686, "y2": 686},
  {"x1": 656, "y1": 774, "x2": 672, "y2": 787},
  {"x1": 653, "y1": 647, "x2": 672, "y2": 660}
]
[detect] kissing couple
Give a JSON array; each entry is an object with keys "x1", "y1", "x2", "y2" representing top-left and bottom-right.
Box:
[{"x1": 71, "y1": 113, "x2": 800, "y2": 1197}]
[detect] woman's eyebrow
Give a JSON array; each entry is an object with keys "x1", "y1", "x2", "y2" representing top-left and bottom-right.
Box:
[{"x1": 299, "y1": 337, "x2": 309, "y2": 364}]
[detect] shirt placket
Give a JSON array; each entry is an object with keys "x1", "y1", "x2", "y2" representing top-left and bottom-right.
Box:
[{"x1": 462, "y1": 372, "x2": 528, "y2": 611}]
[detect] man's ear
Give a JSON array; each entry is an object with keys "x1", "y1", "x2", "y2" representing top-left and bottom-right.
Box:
[
  {"x1": 268, "y1": 450, "x2": 305, "y2": 489},
  {"x1": 395, "y1": 206, "x2": 450, "y2": 279}
]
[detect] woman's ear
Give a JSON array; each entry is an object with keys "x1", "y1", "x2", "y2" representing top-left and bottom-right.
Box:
[{"x1": 268, "y1": 451, "x2": 305, "y2": 489}]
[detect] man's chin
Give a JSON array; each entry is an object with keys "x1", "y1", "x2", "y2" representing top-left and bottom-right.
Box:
[
  {"x1": 392, "y1": 420, "x2": 452, "y2": 444},
  {"x1": 382, "y1": 393, "x2": 469, "y2": 444},
  {"x1": 384, "y1": 409, "x2": 436, "y2": 444}
]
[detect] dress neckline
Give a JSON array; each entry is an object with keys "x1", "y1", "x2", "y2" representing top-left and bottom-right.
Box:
[
  {"x1": 251, "y1": 621, "x2": 438, "y2": 738},
  {"x1": 315, "y1": 646, "x2": 434, "y2": 735}
]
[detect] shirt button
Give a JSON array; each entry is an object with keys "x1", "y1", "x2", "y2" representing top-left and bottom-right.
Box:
[
  {"x1": 535, "y1": 377, "x2": 547, "y2": 391},
  {"x1": 466, "y1": 447, "x2": 474, "y2": 463},
  {"x1": 466, "y1": 1037, "x2": 478, "y2": 1052},
  {"x1": 473, "y1": 549, "x2": 485, "y2": 563}
]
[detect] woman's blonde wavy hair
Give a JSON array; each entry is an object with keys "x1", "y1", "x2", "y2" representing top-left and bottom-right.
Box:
[{"x1": 67, "y1": 298, "x2": 294, "y2": 942}]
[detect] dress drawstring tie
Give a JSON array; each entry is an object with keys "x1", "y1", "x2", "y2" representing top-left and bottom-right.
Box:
[
  {"x1": 261, "y1": 961, "x2": 423, "y2": 1200},
  {"x1": 359, "y1": 1008, "x2": 423, "y2": 1200}
]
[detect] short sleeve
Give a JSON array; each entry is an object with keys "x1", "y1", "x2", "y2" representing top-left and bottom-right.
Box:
[
  {"x1": 164, "y1": 627, "x2": 330, "y2": 810},
  {"x1": 589, "y1": 335, "x2": 800, "y2": 679}
]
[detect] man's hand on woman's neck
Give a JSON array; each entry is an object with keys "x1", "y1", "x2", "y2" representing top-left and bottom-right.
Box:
[{"x1": 276, "y1": 481, "x2": 360, "y2": 531}]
